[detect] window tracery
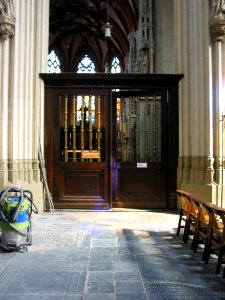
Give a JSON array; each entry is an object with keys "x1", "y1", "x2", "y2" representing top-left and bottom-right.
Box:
[
  {"x1": 111, "y1": 57, "x2": 121, "y2": 73},
  {"x1": 77, "y1": 55, "x2": 96, "y2": 73},
  {"x1": 47, "y1": 50, "x2": 61, "y2": 73}
]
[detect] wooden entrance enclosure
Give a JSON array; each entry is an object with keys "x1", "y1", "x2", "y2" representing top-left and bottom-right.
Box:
[{"x1": 40, "y1": 73, "x2": 182, "y2": 210}]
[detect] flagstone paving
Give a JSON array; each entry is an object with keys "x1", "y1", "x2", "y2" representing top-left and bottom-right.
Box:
[{"x1": 0, "y1": 209, "x2": 225, "y2": 299}]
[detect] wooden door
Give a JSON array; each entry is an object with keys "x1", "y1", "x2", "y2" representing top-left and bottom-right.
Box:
[
  {"x1": 111, "y1": 91, "x2": 168, "y2": 208},
  {"x1": 52, "y1": 90, "x2": 110, "y2": 209}
]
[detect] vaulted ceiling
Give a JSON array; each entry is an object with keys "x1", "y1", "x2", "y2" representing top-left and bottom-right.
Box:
[{"x1": 49, "y1": 0, "x2": 139, "y2": 71}]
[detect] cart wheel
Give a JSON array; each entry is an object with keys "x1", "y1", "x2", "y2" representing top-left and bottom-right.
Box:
[
  {"x1": 19, "y1": 244, "x2": 28, "y2": 253},
  {"x1": 28, "y1": 233, "x2": 32, "y2": 246},
  {"x1": 27, "y1": 222, "x2": 32, "y2": 246}
]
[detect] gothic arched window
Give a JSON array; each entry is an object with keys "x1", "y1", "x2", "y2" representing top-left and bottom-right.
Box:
[
  {"x1": 76, "y1": 55, "x2": 96, "y2": 126},
  {"x1": 77, "y1": 54, "x2": 96, "y2": 73},
  {"x1": 47, "y1": 50, "x2": 61, "y2": 73},
  {"x1": 111, "y1": 57, "x2": 121, "y2": 73}
]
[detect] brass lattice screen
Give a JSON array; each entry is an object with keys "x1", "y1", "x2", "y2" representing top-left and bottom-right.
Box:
[
  {"x1": 60, "y1": 94, "x2": 104, "y2": 162},
  {"x1": 116, "y1": 96, "x2": 161, "y2": 162}
]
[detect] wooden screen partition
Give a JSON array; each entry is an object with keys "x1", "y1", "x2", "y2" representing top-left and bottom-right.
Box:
[{"x1": 40, "y1": 73, "x2": 183, "y2": 209}]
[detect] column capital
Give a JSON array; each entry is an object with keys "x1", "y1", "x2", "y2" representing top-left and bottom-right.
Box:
[
  {"x1": 210, "y1": 0, "x2": 225, "y2": 42},
  {"x1": 210, "y1": 17, "x2": 225, "y2": 42},
  {"x1": 0, "y1": 0, "x2": 15, "y2": 42}
]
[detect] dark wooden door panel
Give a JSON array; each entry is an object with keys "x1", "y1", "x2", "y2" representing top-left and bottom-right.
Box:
[
  {"x1": 61, "y1": 170, "x2": 104, "y2": 197},
  {"x1": 118, "y1": 169, "x2": 161, "y2": 195},
  {"x1": 114, "y1": 164, "x2": 167, "y2": 208},
  {"x1": 53, "y1": 168, "x2": 107, "y2": 209}
]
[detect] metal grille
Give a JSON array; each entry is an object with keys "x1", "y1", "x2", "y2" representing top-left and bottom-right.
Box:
[
  {"x1": 116, "y1": 96, "x2": 161, "y2": 162},
  {"x1": 60, "y1": 94, "x2": 104, "y2": 162}
]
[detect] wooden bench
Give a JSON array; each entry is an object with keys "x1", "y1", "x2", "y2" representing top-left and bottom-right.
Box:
[
  {"x1": 176, "y1": 190, "x2": 200, "y2": 247},
  {"x1": 176, "y1": 190, "x2": 190, "y2": 238},
  {"x1": 176, "y1": 189, "x2": 225, "y2": 277}
]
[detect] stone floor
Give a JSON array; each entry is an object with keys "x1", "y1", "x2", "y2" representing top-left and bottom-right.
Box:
[{"x1": 0, "y1": 209, "x2": 225, "y2": 300}]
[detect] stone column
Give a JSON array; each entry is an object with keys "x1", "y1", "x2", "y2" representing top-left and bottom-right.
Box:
[
  {"x1": 210, "y1": 0, "x2": 225, "y2": 206},
  {"x1": 0, "y1": 0, "x2": 15, "y2": 184},
  {"x1": 0, "y1": 0, "x2": 49, "y2": 211},
  {"x1": 175, "y1": 0, "x2": 216, "y2": 204}
]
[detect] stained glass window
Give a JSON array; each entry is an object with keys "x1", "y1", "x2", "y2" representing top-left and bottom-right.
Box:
[
  {"x1": 47, "y1": 50, "x2": 61, "y2": 73},
  {"x1": 76, "y1": 95, "x2": 95, "y2": 124},
  {"x1": 111, "y1": 57, "x2": 121, "y2": 73},
  {"x1": 77, "y1": 55, "x2": 96, "y2": 73}
]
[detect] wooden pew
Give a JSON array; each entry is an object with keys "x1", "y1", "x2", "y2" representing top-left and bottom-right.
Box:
[
  {"x1": 176, "y1": 190, "x2": 199, "y2": 245},
  {"x1": 176, "y1": 190, "x2": 225, "y2": 277},
  {"x1": 188, "y1": 195, "x2": 216, "y2": 263},
  {"x1": 176, "y1": 190, "x2": 190, "y2": 238},
  {"x1": 202, "y1": 202, "x2": 225, "y2": 275}
]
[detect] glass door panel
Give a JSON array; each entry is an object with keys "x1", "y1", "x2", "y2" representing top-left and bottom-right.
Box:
[
  {"x1": 60, "y1": 94, "x2": 105, "y2": 162},
  {"x1": 116, "y1": 96, "x2": 161, "y2": 163}
]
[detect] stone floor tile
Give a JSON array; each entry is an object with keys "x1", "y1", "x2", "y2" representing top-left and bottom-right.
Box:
[
  {"x1": 115, "y1": 281, "x2": 145, "y2": 293},
  {"x1": 84, "y1": 293, "x2": 116, "y2": 300},
  {"x1": 0, "y1": 295, "x2": 83, "y2": 300},
  {"x1": 145, "y1": 282, "x2": 223, "y2": 300},
  {"x1": 114, "y1": 271, "x2": 142, "y2": 281},
  {"x1": 90, "y1": 247, "x2": 117, "y2": 255},
  {"x1": 92, "y1": 239, "x2": 117, "y2": 247},
  {"x1": 116, "y1": 293, "x2": 149, "y2": 300},
  {"x1": 92, "y1": 228, "x2": 116, "y2": 239},
  {"x1": 86, "y1": 281, "x2": 115, "y2": 293},
  {"x1": 113, "y1": 254, "x2": 136, "y2": 262},
  {"x1": 113, "y1": 261, "x2": 139, "y2": 272},
  {"x1": 88, "y1": 261, "x2": 113, "y2": 271},
  {"x1": 87, "y1": 271, "x2": 114, "y2": 282},
  {"x1": 117, "y1": 247, "x2": 132, "y2": 255},
  {"x1": 89, "y1": 254, "x2": 113, "y2": 262}
]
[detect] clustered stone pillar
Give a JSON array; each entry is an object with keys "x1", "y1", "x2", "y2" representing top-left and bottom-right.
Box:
[
  {"x1": 210, "y1": 0, "x2": 225, "y2": 206},
  {"x1": 0, "y1": 0, "x2": 49, "y2": 211},
  {"x1": 0, "y1": 0, "x2": 15, "y2": 185},
  {"x1": 175, "y1": 0, "x2": 219, "y2": 205}
]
